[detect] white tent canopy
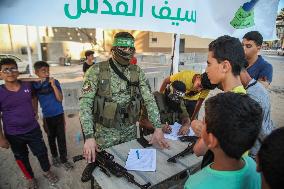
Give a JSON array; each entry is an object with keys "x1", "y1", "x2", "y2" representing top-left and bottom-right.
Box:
[
  {"x1": 0, "y1": 0, "x2": 280, "y2": 73},
  {"x1": 0, "y1": 0, "x2": 279, "y2": 39}
]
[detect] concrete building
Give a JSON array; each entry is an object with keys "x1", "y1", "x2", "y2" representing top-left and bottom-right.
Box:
[
  {"x1": 103, "y1": 30, "x2": 212, "y2": 53},
  {"x1": 0, "y1": 25, "x2": 212, "y2": 64}
]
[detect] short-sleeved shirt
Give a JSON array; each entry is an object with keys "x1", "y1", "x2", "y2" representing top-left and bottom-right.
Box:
[
  {"x1": 247, "y1": 55, "x2": 273, "y2": 83},
  {"x1": 0, "y1": 82, "x2": 39, "y2": 135},
  {"x1": 170, "y1": 70, "x2": 210, "y2": 100},
  {"x1": 184, "y1": 156, "x2": 261, "y2": 189},
  {"x1": 246, "y1": 79, "x2": 273, "y2": 157},
  {"x1": 83, "y1": 61, "x2": 95, "y2": 73},
  {"x1": 33, "y1": 79, "x2": 64, "y2": 118},
  {"x1": 231, "y1": 85, "x2": 246, "y2": 94}
]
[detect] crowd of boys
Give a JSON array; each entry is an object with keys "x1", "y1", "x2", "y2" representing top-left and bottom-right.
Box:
[{"x1": 0, "y1": 31, "x2": 283, "y2": 189}]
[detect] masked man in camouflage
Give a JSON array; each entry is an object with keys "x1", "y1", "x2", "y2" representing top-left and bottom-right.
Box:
[
  {"x1": 140, "y1": 80, "x2": 191, "y2": 135},
  {"x1": 79, "y1": 32, "x2": 169, "y2": 163}
]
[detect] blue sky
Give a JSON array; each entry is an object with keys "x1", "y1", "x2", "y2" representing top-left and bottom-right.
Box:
[{"x1": 279, "y1": 0, "x2": 284, "y2": 12}]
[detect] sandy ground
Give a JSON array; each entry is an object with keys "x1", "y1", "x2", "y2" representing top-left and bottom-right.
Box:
[
  {"x1": 0, "y1": 114, "x2": 91, "y2": 189},
  {"x1": 268, "y1": 59, "x2": 284, "y2": 128},
  {"x1": 0, "y1": 56, "x2": 284, "y2": 189}
]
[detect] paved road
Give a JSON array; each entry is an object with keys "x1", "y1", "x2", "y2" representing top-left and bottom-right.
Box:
[
  {"x1": 20, "y1": 54, "x2": 283, "y2": 89},
  {"x1": 262, "y1": 54, "x2": 284, "y2": 127},
  {"x1": 263, "y1": 54, "x2": 284, "y2": 87},
  {"x1": 19, "y1": 54, "x2": 284, "y2": 127}
]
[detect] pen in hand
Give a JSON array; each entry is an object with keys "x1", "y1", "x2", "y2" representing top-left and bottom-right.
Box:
[{"x1": 165, "y1": 122, "x2": 172, "y2": 133}]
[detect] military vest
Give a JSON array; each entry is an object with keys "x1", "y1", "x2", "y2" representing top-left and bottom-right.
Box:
[
  {"x1": 152, "y1": 91, "x2": 181, "y2": 125},
  {"x1": 93, "y1": 59, "x2": 142, "y2": 128}
]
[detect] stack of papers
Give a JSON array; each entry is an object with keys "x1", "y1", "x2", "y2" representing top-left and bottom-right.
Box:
[
  {"x1": 164, "y1": 122, "x2": 195, "y2": 141},
  {"x1": 125, "y1": 149, "x2": 156, "y2": 172}
]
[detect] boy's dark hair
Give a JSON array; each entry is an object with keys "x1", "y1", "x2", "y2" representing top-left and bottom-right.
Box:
[
  {"x1": 205, "y1": 92, "x2": 262, "y2": 159},
  {"x1": 243, "y1": 31, "x2": 263, "y2": 46},
  {"x1": 85, "y1": 50, "x2": 94, "y2": 58},
  {"x1": 258, "y1": 127, "x2": 284, "y2": 189},
  {"x1": 201, "y1": 72, "x2": 218, "y2": 90},
  {"x1": 209, "y1": 35, "x2": 247, "y2": 76},
  {"x1": 0, "y1": 58, "x2": 18, "y2": 70},
  {"x1": 171, "y1": 80, "x2": 186, "y2": 93},
  {"x1": 34, "y1": 61, "x2": 49, "y2": 70}
]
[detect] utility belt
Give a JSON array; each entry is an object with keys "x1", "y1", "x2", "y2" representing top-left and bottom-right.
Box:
[{"x1": 93, "y1": 96, "x2": 141, "y2": 128}]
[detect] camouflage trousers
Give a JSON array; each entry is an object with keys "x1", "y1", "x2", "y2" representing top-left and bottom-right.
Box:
[
  {"x1": 94, "y1": 123, "x2": 137, "y2": 149},
  {"x1": 83, "y1": 123, "x2": 136, "y2": 188}
]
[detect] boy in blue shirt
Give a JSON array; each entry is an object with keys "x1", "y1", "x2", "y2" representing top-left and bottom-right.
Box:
[
  {"x1": 242, "y1": 31, "x2": 273, "y2": 88},
  {"x1": 184, "y1": 92, "x2": 262, "y2": 189},
  {"x1": 33, "y1": 61, "x2": 73, "y2": 170}
]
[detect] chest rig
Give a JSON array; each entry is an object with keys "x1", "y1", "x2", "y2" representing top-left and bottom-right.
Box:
[
  {"x1": 93, "y1": 59, "x2": 142, "y2": 128},
  {"x1": 152, "y1": 91, "x2": 181, "y2": 125}
]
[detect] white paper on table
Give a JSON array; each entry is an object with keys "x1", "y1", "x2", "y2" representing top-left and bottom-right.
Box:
[
  {"x1": 125, "y1": 149, "x2": 156, "y2": 172},
  {"x1": 164, "y1": 122, "x2": 195, "y2": 141}
]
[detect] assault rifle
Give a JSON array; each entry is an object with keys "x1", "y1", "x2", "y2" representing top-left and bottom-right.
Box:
[
  {"x1": 167, "y1": 136, "x2": 198, "y2": 163},
  {"x1": 73, "y1": 150, "x2": 151, "y2": 189}
]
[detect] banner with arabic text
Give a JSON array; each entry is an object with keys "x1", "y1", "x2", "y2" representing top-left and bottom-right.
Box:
[{"x1": 0, "y1": 0, "x2": 279, "y2": 40}]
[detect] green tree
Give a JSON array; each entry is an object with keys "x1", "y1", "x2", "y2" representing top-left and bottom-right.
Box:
[{"x1": 277, "y1": 8, "x2": 284, "y2": 21}]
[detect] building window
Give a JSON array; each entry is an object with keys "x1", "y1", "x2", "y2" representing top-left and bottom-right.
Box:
[{"x1": 152, "y1": 38, "x2": 157, "y2": 43}]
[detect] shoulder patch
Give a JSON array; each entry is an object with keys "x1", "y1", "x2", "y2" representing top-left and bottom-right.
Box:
[{"x1": 82, "y1": 80, "x2": 93, "y2": 94}]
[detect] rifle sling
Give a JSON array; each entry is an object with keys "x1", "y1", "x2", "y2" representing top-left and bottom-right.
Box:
[{"x1": 109, "y1": 58, "x2": 139, "y2": 87}]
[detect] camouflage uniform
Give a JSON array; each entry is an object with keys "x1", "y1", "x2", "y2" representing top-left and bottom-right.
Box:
[
  {"x1": 79, "y1": 60, "x2": 161, "y2": 149},
  {"x1": 140, "y1": 91, "x2": 189, "y2": 132},
  {"x1": 153, "y1": 91, "x2": 189, "y2": 125}
]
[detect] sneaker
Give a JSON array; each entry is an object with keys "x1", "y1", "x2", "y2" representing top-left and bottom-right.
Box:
[
  {"x1": 52, "y1": 157, "x2": 61, "y2": 167},
  {"x1": 43, "y1": 170, "x2": 59, "y2": 184},
  {"x1": 25, "y1": 178, "x2": 38, "y2": 189},
  {"x1": 62, "y1": 161, "x2": 74, "y2": 171}
]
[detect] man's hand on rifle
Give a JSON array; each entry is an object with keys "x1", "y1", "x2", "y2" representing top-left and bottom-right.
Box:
[
  {"x1": 149, "y1": 127, "x2": 170, "y2": 149},
  {"x1": 83, "y1": 138, "x2": 99, "y2": 163}
]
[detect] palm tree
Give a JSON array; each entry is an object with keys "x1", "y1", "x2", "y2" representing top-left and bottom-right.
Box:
[{"x1": 277, "y1": 8, "x2": 284, "y2": 21}]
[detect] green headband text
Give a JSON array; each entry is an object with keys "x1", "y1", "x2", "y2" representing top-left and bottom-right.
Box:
[{"x1": 113, "y1": 38, "x2": 134, "y2": 47}]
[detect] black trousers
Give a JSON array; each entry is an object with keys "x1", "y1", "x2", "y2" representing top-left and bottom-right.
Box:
[
  {"x1": 44, "y1": 113, "x2": 67, "y2": 163},
  {"x1": 5, "y1": 127, "x2": 50, "y2": 179}
]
